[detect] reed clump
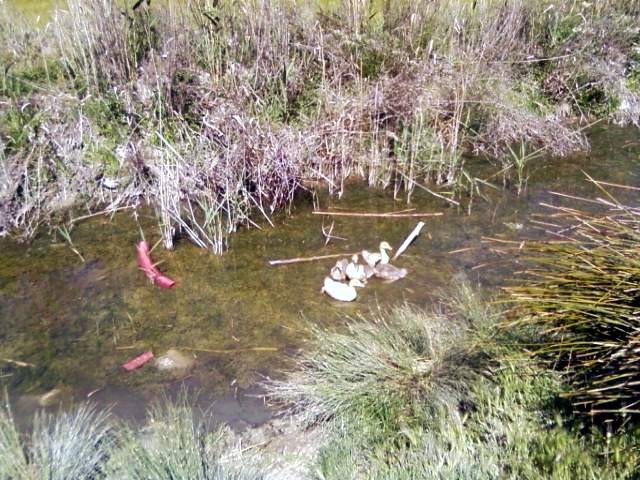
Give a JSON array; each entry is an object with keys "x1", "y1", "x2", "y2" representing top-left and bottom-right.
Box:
[
  {"x1": 268, "y1": 285, "x2": 640, "y2": 478},
  {"x1": 268, "y1": 301, "x2": 484, "y2": 428},
  {"x1": 1, "y1": 0, "x2": 639, "y2": 248},
  {"x1": 506, "y1": 195, "x2": 640, "y2": 421},
  {"x1": 106, "y1": 399, "x2": 268, "y2": 479}
]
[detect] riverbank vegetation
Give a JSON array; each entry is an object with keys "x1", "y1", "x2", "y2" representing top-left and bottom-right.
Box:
[
  {"x1": 269, "y1": 284, "x2": 640, "y2": 478},
  {"x1": 3, "y1": 280, "x2": 639, "y2": 478},
  {"x1": 1, "y1": 0, "x2": 639, "y2": 250},
  {"x1": 0, "y1": 398, "x2": 269, "y2": 479},
  {"x1": 506, "y1": 191, "x2": 640, "y2": 422}
]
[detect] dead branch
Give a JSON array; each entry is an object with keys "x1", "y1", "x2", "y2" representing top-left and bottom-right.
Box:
[
  {"x1": 312, "y1": 211, "x2": 443, "y2": 218},
  {"x1": 393, "y1": 222, "x2": 425, "y2": 260}
]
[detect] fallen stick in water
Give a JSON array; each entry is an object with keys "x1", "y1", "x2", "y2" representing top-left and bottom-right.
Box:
[
  {"x1": 268, "y1": 252, "x2": 358, "y2": 266},
  {"x1": 2, "y1": 358, "x2": 35, "y2": 368},
  {"x1": 393, "y1": 222, "x2": 426, "y2": 260},
  {"x1": 183, "y1": 347, "x2": 279, "y2": 354},
  {"x1": 313, "y1": 211, "x2": 443, "y2": 218}
]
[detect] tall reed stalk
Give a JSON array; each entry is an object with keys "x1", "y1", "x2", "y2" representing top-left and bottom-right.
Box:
[{"x1": 506, "y1": 194, "x2": 640, "y2": 420}]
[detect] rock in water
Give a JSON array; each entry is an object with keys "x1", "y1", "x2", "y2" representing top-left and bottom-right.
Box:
[{"x1": 155, "y1": 349, "x2": 195, "y2": 371}]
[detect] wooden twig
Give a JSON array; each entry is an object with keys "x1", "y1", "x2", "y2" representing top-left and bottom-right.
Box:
[
  {"x1": 312, "y1": 211, "x2": 443, "y2": 218},
  {"x1": 589, "y1": 180, "x2": 640, "y2": 192},
  {"x1": 2, "y1": 358, "x2": 35, "y2": 368},
  {"x1": 322, "y1": 221, "x2": 347, "y2": 246},
  {"x1": 392, "y1": 222, "x2": 425, "y2": 260},
  {"x1": 448, "y1": 247, "x2": 477, "y2": 255},
  {"x1": 329, "y1": 207, "x2": 416, "y2": 214},
  {"x1": 87, "y1": 386, "x2": 105, "y2": 398},
  {"x1": 268, "y1": 252, "x2": 357, "y2": 266},
  {"x1": 183, "y1": 347, "x2": 278, "y2": 354},
  {"x1": 69, "y1": 205, "x2": 135, "y2": 224}
]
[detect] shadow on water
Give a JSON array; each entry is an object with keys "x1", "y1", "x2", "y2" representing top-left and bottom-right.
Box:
[{"x1": 0, "y1": 126, "x2": 639, "y2": 429}]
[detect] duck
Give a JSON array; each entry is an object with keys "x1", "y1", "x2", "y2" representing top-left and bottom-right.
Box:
[
  {"x1": 322, "y1": 277, "x2": 357, "y2": 302},
  {"x1": 330, "y1": 258, "x2": 349, "y2": 281},
  {"x1": 373, "y1": 263, "x2": 408, "y2": 282},
  {"x1": 361, "y1": 241, "x2": 393, "y2": 268},
  {"x1": 363, "y1": 264, "x2": 376, "y2": 279},
  {"x1": 345, "y1": 254, "x2": 367, "y2": 283}
]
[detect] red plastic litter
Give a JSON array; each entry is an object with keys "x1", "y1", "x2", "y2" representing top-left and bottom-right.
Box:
[
  {"x1": 136, "y1": 241, "x2": 156, "y2": 279},
  {"x1": 122, "y1": 351, "x2": 154, "y2": 371},
  {"x1": 135, "y1": 241, "x2": 176, "y2": 289},
  {"x1": 153, "y1": 274, "x2": 176, "y2": 289}
]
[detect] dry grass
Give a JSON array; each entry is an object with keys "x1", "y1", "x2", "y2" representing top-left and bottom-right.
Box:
[{"x1": 1, "y1": 0, "x2": 638, "y2": 247}]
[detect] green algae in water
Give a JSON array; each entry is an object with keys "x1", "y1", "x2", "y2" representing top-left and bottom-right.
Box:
[{"x1": 0, "y1": 126, "x2": 639, "y2": 425}]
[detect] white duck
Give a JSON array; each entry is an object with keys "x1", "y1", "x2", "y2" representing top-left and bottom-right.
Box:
[
  {"x1": 322, "y1": 277, "x2": 357, "y2": 302},
  {"x1": 330, "y1": 258, "x2": 349, "y2": 281},
  {"x1": 361, "y1": 241, "x2": 393, "y2": 268},
  {"x1": 345, "y1": 254, "x2": 367, "y2": 283}
]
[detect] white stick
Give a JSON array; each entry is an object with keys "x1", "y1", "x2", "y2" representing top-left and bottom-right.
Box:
[{"x1": 393, "y1": 222, "x2": 425, "y2": 260}]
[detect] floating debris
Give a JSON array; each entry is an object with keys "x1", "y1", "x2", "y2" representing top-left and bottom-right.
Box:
[
  {"x1": 392, "y1": 222, "x2": 425, "y2": 260},
  {"x1": 312, "y1": 210, "x2": 442, "y2": 218},
  {"x1": 122, "y1": 351, "x2": 154, "y2": 371},
  {"x1": 503, "y1": 222, "x2": 524, "y2": 231},
  {"x1": 2, "y1": 358, "x2": 35, "y2": 368},
  {"x1": 135, "y1": 241, "x2": 176, "y2": 289},
  {"x1": 38, "y1": 388, "x2": 63, "y2": 407}
]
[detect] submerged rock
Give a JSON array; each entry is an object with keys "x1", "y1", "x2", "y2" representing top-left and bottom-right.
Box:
[{"x1": 154, "y1": 349, "x2": 195, "y2": 371}]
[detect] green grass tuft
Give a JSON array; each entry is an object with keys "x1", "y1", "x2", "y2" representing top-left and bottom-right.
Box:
[
  {"x1": 106, "y1": 398, "x2": 267, "y2": 480},
  {"x1": 0, "y1": 402, "x2": 113, "y2": 479}
]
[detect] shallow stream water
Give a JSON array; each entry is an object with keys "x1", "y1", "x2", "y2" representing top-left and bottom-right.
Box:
[{"x1": 1, "y1": 126, "x2": 639, "y2": 429}]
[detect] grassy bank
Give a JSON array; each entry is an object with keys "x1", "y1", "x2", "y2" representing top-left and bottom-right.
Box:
[
  {"x1": 269, "y1": 284, "x2": 640, "y2": 478},
  {"x1": 1, "y1": 0, "x2": 639, "y2": 249},
  {"x1": 4, "y1": 283, "x2": 638, "y2": 478},
  {"x1": 0, "y1": 398, "x2": 269, "y2": 479}
]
